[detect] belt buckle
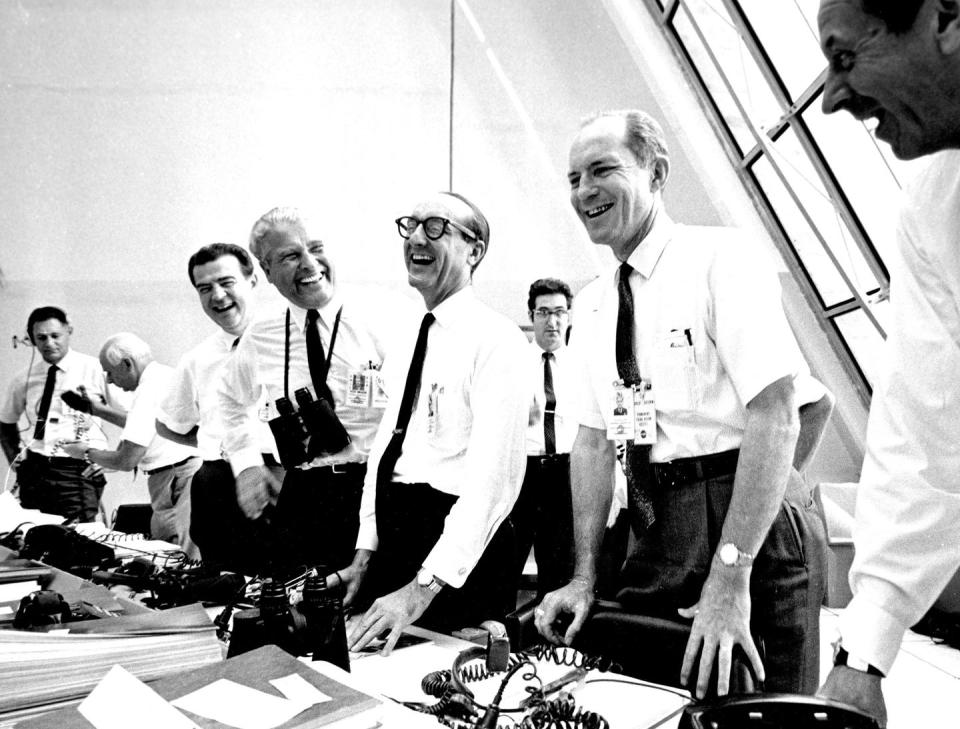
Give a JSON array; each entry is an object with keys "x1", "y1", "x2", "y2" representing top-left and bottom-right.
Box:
[{"x1": 330, "y1": 462, "x2": 349, "y2": 475}]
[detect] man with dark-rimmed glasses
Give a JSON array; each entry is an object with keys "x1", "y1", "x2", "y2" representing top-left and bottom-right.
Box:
[{"x1": 343, "y1": 192, "x2": 529, "y2": 654}]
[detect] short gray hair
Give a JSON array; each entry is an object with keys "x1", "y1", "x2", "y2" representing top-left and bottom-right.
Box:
[
  {"x1": 100, "y1": 332, "x2": 152, "y2": 367},
  {"x1": 582, "y1": 109, "x2": 669, "y2": 168},
  {"x1": 249, "y1": 207, "x2": 309, "y2": 263}
]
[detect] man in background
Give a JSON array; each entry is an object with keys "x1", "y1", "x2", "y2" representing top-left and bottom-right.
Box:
[
  {"x1": 0, "y1": 307, "x2": 120, "y2": 522},
  {"x1": 156, "y1": 243, "x2": 280, "y2": 572},
  {"x1": 817, "y1": 1, "x2": 960, "y2": 724},
  {"x1": 510, "y1": 277, "x2": 578, "y2": 595},
  {"x1": 61, "y1": 333, "x2": 200, "y2": 554}
]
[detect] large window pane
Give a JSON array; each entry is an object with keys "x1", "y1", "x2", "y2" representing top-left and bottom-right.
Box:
[{"x1": 737, "y1": 0, "x2": 823, "y2": 100}]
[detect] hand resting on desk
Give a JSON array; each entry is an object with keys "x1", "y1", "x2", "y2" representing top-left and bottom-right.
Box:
[
  {"x1": 348, "y1": 577, "x2": 438, "y2": 656},
  {"x1": 534, "y1": 576, "x2": 594, "y2": 646}
]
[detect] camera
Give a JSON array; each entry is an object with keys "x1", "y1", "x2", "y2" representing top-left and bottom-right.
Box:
[
  {"x1": 227, "y1": 572, "x2": 350, "y2": 671},
  {"x1": 268, "y1": 387, "x2": 351, "y2": 469}
]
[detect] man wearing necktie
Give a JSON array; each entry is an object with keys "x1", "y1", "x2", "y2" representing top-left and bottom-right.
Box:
[
  {"x1": 219, "y1": 208, "x2": 388, "y2": 575},
  {"x1": 154, "y1": 243, "x2": 278, "y2": 572},
  {"x1": 0, "y1": 307, "x2": 118, "y2": 522},
  {"x1": 508, "y1": 278, "x2": 578, "y2": 596},
  {"x1": 534, "y1": 110, "x2": 827, "y2": 698},
  {"x1": 345, "y1": 193, "x2": 529, "y2": 654}
]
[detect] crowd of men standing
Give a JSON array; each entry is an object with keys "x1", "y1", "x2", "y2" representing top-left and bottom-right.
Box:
[{"x1": 6, "y1": 3, "x2": 958, "y2": 715}]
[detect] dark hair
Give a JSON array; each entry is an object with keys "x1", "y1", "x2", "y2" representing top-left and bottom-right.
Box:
[
  {"x1": 528, "y1": 278, "x2": 573, "y2": 312},
  {"x1": 187, "y1": 243, "x2": 255, "y2": 287},
  {"x1": 582, "y1": 109, "x2": 669, "y2": 168},
  {"x1": 862, "y1": 0, "x2": 924, "y2": 34},
  {"x1": 441, "y1": 192, "x2": 490, "y2": 270},
  {"x1": 27, "y1": 306, "x2": 68, "y2": 344}
]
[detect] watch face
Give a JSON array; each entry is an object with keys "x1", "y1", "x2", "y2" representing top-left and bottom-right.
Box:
[{"x1": 719, "y1": 543, "x2": 739, "y2": 565}]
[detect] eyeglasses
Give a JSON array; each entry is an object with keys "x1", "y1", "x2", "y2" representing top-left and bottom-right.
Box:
[
  {"x1": 533, "y1": 307, "x2": 570, "y2": 320},
  {"x1": 395, "y1": 216, "x2": 479, "y2": 243}
]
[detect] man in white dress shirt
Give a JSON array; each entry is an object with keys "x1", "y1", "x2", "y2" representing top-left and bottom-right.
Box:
[
  {"x1": 156, "y1": 243, "x2": 280, "y2": 571},
  {"x1": 62, "y1": 333, "x2": 201, "y2": 553},
  {"x1": 219, "y1": 208, "x2": 387, "y2": 575},
  {"x1": 346, "y1": 193, "x2": 529, "y2": 653},
  {"x1": 817, "y1": 1, "x2": 960, "y2": 724}
]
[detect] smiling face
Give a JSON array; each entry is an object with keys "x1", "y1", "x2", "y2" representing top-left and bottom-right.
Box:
[
  {"x1": 530, "y1": 293, "x2": 570, "y2": 352},
  {"x1": 818, "y1": 0, "x2": 960, "y2": 159},
  {"x1": 31, "y1": 318, "x2": 72, "y2": 365},
  {"x1": 403, "y1": 194, "x2": 485, "y2": 310},
  {"x1": 192, "y1": 255, "x2": 257, "y2": 336},
  {"x1": 568, "y1": 116, "x2": 667, "y2": 261},
  {"x1": 259, "y1": 224, "x2": 336, "y2": 309}
]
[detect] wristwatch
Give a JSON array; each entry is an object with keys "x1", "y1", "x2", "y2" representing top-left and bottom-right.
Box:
[
  {"x1": 416, "y1": 568, "x2": 445, "y2": 595},
  {"x1": 834, "y1": 645, "x2": 885, "y2": 677},
  {"x1": 717, "y1": 542, "x2": 754, "y2": 567}
]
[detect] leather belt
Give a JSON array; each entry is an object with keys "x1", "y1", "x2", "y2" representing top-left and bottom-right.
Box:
[
  {"x1": 143, "y1": 456, "x2": 196, "y2": 476},
  {"x1": 527, "y1": 453, "x2": 569, "y2": 468},
  {"x1": 311, "y1": 461, "x2": 366, "y2": 478},
  {"x1": 26, "y1": 451, "x2": 81, "y2": 466},
  {"x1": 652, "y1": 449, "x2": 739, "y2": 490}
]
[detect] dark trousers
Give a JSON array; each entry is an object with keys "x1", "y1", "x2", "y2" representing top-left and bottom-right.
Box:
[
  {"x1": 272, "y1": 463, "x2": 365, "y2": 573},
  {"x1": 370, "y1": 481, "x2": 517, "y2": 633},
  {"x1": 17, "y1": 453, "x2": 105, "y2": 523},
  {"x1": 190, "y1": 459, "x2": 286, "y2": 575},
  {"x1": 510, "y1": 454, "x2": 575, "y2": 595},
  {"x1": 618, "y1": 465, "x2": 827, "y2": 694}
]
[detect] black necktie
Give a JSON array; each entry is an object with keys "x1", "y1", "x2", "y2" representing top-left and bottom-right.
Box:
[
  {"x1": 231, "y1": 337, "x2": 240, "y2": 351},
  {"x1": 33, "y1": 365, "x2": 58, "y2": 441},
  {"x1": 305, "y1": 309, "x2": 335, "y2": 406},
  {"x1": 617, "y1": 262, "x2": 656, "y2": 531},
  {"x1": 376, "y1": 313, "x2": 435, "y2": 488},
  {"x1": 543, "y1": 352, "x2": 557, "y2": 455}
]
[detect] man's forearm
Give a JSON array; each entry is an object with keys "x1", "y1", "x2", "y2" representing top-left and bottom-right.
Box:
[
  {"x1": 155, "y1": 420, "x2": 199, "y2": 448},
  {"x1": 0, "y1": 422, "x2": 21, "y2": 464},
  {"x1": 90, "y1": 401, "x2": 127, "y2": 428},
  {"x1": 569, "y1": 426, "x2": 617, "y2": 585}
]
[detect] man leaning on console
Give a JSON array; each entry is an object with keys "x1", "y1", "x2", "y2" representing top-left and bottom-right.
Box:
[{"x1": 3, "y1": 110, "x2": 850, "y2": 705}]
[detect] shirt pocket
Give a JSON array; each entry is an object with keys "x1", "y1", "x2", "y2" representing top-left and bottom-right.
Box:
[{"x1": 651, "y1": 329, "x2": 701, "y2": 412}]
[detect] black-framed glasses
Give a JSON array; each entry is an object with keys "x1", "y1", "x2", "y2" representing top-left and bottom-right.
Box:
[
  {"x1": 533, "y1": 307, "x2": 570, "y2": 320},
  {"x1": 395, "y1": 216, "x2": 479, "y2": 243}
]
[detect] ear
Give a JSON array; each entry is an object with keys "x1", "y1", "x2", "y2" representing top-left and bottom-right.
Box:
[
  {"x1": 66, "y1": 324, "x2": 74, "y2": 336},
  {"x1": 649, "y1": 155, "x2": 671, "y2": 192},
  {"x1": 934, "y1": 0, "x2": 960, "y2": 54},
  {"x1": 469, "y1": 239, "x2": 487, "y2": 267},
  {"x1": 528, "y1": 309, "x2": 535, "y2": 324}
]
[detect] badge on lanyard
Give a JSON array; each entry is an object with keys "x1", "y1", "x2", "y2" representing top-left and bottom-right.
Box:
[
  {"x1": 607, "y1": 381, "x2": 636, "y2": 441},
  {"x1": 633, "y1": 380, "x2": 657, "y2": 445},
  {"x1": 347, "y1": 369, "x2": 372, "y2": 406}
]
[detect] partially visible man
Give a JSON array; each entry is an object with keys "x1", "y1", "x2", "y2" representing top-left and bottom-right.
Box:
[
  {"x1": 345, "y1": 193, "x2": 529, "y2": 653},
  {"x1": 218, "y1": 208, "x2": 387, "y2": 575},
  {"x1": 535, "y1": 110, "x2": 827, "y2": 698},
  {"x1": 509, "y1": 278, "x2": 578, "y2": 595},
  {"x1": 817, "y1": 1, "x2": 960, "y2": 724},
  {"x1": 155, "y1": 243, "x2": 280, "y2": 571},
  {"x1": 0, "y1": 307, "x2": 119, "y2": 522},
  {"x1": 61, "y1": 333, "x2": 200, "y2": 553}
]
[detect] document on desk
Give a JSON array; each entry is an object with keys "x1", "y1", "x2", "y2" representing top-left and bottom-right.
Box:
[{"x1": 79, "y1": 665, "x2": 199, "y2": 729}]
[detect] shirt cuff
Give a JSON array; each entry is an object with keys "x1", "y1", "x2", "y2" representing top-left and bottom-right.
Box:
[
  {"x1": 837, "y1": 592, "x2": 909, "y2": 676},
  {"x1": 422, "y1": 543, "x2": 473, "y2": 590},
  {"x1": 228, "y1": 448, "x2": 266, "y2": 478},
  {"x1": 355, "y1": 521, "x2": 378, "y2": 553}
]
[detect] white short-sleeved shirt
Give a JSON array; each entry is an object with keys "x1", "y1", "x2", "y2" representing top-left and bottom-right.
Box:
[
  {"x1": 569, "y1": 215, "x2": 807, "y2": 463},
  {"x1": 0, "y1": 349, "x2": 111, "y2": 455},
  {"x1": 123, "y1": 361, "x2": 198, "y2": 471}
]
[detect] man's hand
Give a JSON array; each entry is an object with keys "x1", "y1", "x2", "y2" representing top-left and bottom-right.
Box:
[
  {"x1": 58, "y1": 441, "x2": 87, "y2": 460},
  {"x1": 235, "y1": 465, "x2": 281, "y2": 519},
  {"x1": 818, "y1": 666, "x2": 887, "y2": 728},
  {"x1": 678, "y1": 567, "x2": 764, "y2": 698},
  {"x1": 347, "y1": 578, "x2": 435, "y2": 655},
  {"x1": 534, "y1": 577, "x2": 595, "y2": 646},
  {"x1": 325, "y1": 549, "x2": 372, "y2": 608}
]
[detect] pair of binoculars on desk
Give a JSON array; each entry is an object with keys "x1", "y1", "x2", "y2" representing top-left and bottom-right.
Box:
[{"x1": 268, "y1": 389, "x2": 351, "y2": 469}]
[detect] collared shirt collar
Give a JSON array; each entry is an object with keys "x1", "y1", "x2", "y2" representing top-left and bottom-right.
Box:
[
  {"x1": 46, "y1": 348, "x2": 77, "y2": 373},
  {"x1": 620, "y1": 213, "x2": 674, "y2": 282},
  {"x1": 429, "y1": 285, "x2": 475, "y2": 327},
  {"x1": 288, "y1": 292, "x2": 342, "y2": 334},
  {"x1": 214, "y1": 327, "x2": 238, "y2": 350},
  {"x1": 533, "y1": 339, "x2": 565, "y2": 361}
]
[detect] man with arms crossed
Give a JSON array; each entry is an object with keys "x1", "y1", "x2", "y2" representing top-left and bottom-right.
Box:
[
  {"x1": 535, "y1": 110, "x2": 826, "y2": 697},
  {"x1": 817, "y1": 1, "x2": 960, "y2": 724}
]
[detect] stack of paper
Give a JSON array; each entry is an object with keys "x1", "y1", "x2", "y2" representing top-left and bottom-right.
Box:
[{"x1": 0, "y1": 603, "x2": 222, "y2": 728}]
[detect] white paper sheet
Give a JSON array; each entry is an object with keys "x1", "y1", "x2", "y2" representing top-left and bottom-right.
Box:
[
  {"x1": 78, "y1": 665, "x2": 199, "y2": 729},
  {"x1": 171, "y1": 678, "x2": 312, "y2": 729},
  {"x1": 269, "y1": 673, "x2": 332, "y2": 704}
]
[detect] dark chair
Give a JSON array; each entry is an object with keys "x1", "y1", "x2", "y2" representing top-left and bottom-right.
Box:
[{"x1": 681, "y1": 693, "x2": 881, "y2": 729}]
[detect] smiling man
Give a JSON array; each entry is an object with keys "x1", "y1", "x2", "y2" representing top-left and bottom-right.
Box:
[
  {"x1": 155, "y1": 243, "x2": 278, "y2": 570},
  {"x1": 534, "y1": 110, "x2": 826, "y2": 698},
  {"x1": 0, "y1": 307, "x2": 119, "y2": 522},
  {"x1": 817, "y1": 1, "x2": 960, "y2": 724},
  {"x1": 508, "y1": 278, "x2": 578, "y2": 596},
  {"x1": 344, "y1": 192, "x2": 529, "y2": 653},
  {"x1": 218, "y1": 208, "x2": 387, "y2": 575}
]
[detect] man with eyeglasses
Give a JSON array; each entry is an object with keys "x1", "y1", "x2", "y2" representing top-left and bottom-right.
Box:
[
  {"x1": 534, "y1": 110, "x2": 827, "y2": 698},
  {"x1": 506, "y1": 278, "x2": 578, "y2": 596},
  {"x1": 217, "y1": 207, "x2": 388, "y2": 575},
  {"x1": 816, "y1": 2, "x2": 960, "y2": 724},
  {"x1": 345, "y1": 193, "x2": 528, "y2": 654}
]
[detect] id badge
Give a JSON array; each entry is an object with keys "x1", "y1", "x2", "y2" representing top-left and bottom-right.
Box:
[
  {"x1": 427, "y1": 383, "x2": 443, "y2": 435},
  {"x1": 633, "y1": 380, "x2": 657, "y2": 445},
  {"x1": 606, "y1": 381, "x2": 636, "y2": 441},
  {"x1": 371, "y1": 370, "x2": 389, "y2": 408},
  {"x1": 347, "y1": 369, "x2": 372, "y2": 407}
]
